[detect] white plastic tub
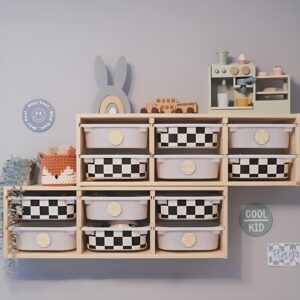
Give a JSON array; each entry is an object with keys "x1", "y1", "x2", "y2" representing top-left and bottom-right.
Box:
[
  {"x1": 10, "y1": 196, "x2": 76, "y2": 220},
  {"x1": 155, "y1": 124, "x2": 222, "y2": 148},
  {"x1": 81, "y1": 124, "x2": 149, "y2": 149},
  {"x1": 228, "y1": 124, "x2": 295, "y2": 148},
  {"x1": 157, "y1": 196, "x2": 223, "y2": 220},
  {"x1": 81, "y1": 155, "x2": 149, "y2": 180},
  {"x1": 10, "y1": 222, "x2": 76, "y2": 251},
  {"x1": 156, "y1": 155, "x2": 222, "y2": 179},
  {"x1": 82, "y1": 196, "x2": 149, "y2": 220},
  {"x1": 156, "y1": 223, "x2": 224, "y2": 251},
  {"x1": 228, "y1": 155, "x2": 295, "y2": 179},
  {"x1": 82, "y1": 224, "x2": 150, "y2": 251}
]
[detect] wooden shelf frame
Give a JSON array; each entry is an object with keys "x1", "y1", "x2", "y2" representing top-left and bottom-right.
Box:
[
  {"x1": 4, "y1": 186, "x2": 228, "y2": 259},
  {"x1": 77, "y1": 113, "x2": 299, "y2": 186},
  {"x1": 3, "y1": 113, "x2": 300, "y2": 260}
]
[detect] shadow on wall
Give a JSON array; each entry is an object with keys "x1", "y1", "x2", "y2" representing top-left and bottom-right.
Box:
[
  {"x1": 291, "y1": 79, "x2": 300, "y2": 113},
  {"x1": 10, "y1": 186, "x2": 300, "y2": 280}
]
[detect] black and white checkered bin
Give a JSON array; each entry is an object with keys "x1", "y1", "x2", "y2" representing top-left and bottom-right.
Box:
[
  {"x1": 82, "y1": 155, "x2": 149, "y2": 180},
  {"x1": 157, "y1": 196, "x2": 223, "y2": 220},
  {"x1": 228, "y1": 155, "x2": 294, "y2": 179},
  {"x1": 11, "y1": 196, "x2": 76, "y2": 220},
  {"x1": 83, "y1": 225, "x2": 149, "y2": 251},
  {"x1": 156, "y1": 124, "x2": 221, "y2": 148}
]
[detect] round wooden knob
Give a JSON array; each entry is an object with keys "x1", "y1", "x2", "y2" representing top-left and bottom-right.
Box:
[
  {"x1": 36, "y1": 233, "x2": 51, "y2": 248},
  {"x1": 242, "y1": 66, "x2": 250, "y2": 75},
  {"x1": 107, "y1": 202, "x2": 122, "y2": 217},
  {"x1": 230, "y1": 67, "x2": 239, "y2": 75},
  {"x1": 181, "y1": 160, "x2": 196, "y2": 175},
  {"x1": 181, "y1": 233, "x2": 197, "y2": 248},
  {"x1": 254, "y1": 129, "x2": 270, "y2": 145},
  {"x1": 108, "y1": 130, "x2": 124, "y2": 146}
]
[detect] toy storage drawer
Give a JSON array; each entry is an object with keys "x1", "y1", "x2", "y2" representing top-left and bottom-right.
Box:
[
  {"x1": 81, "y1": 124, "x2": 149, "y2": 149},
  {"x1": 156, "y1": 223, "x2": 224, "y2": 251},
  {"x1": 82, "y1": 196, "x2": 150, "y2": 220},
  {"x1": 10, "y1": 196, "x2": 76, "y2": 220},
  {"x1": 11, "y1": 222, "x2": 76, "y2": 251},
  {"x1": 157, "y1": 196, "x2": 223, "y2": 220},
  {"x1": 83, "y1": 224, "x2": 150, "y2": 251},
  {"x1": 156, "y1": 155, "x2": 222, "y2": 179},
  {"x1": 228, "y1": 124, "x2": 295, "y2": 148},
  {"x1": 228, "y1": 155, "x2": 295, "y2": 179},
  {"x1": 155, "y1": 124, "x2": 222, "y2": 148},
  {"x1": 82, "y1": 155, "x2": 149, "y2": 180}
]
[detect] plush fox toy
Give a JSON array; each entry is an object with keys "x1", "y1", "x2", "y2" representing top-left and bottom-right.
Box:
[{"x1": 39, "y1": 146, "x2": 76, "y2": 185}]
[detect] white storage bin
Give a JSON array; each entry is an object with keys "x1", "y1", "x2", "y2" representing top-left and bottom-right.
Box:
[
  {"x1": 82, "y1": 155, "x2": 149, "y2": 180},
  {"x1": 10, "y1": 196, "x2": 76, "y2": 221},
  {"x1": 156, "y1": 224, "x2": 224, "y2": 251},
  {"x1": 82, "y1": 224, "x2": 150, "y2": 251},
  {"x1": 155, "y1": 124, "x2": 222, "y2": 148},
  {"x1": 81, "y1": 124, "x2": 149, "y2": 149},
  {"x1": 82, "y1": 196, "x2": 149, "y2": 220},
  {"x1": 228, "y1": 124, "x2": 295, "y2": 148},
  {"x1": 10, "y1": 222, "x2": 76, "y2": 251},
  {"x1": 157, "y1": 196, "x2": 223, "y2": 220},
  {"x1": 156, "y1": 155, "x2": 222, "y2": 179},
  {"x1": 228, "y1": 155, "x2": 295, "y2": 179}
]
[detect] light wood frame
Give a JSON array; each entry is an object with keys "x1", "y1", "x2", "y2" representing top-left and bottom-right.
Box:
[
  {"x1": 3, "y1": 113, "x2": 300, "y2": 259},
  {"x1": 3, "y1": 185, "x2": 227, "y2": 259}
]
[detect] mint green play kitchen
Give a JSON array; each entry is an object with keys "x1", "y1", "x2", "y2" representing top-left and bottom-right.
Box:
[{"x1": 2, "y1": 50, "x2": 299, "y2": 260}]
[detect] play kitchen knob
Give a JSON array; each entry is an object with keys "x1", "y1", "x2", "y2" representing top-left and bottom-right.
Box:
[
  {"x1": 108, "y1": 130, "x2": 124, "y2": 146},
  {"x1": 254, "y1": 129, "x2": 270, "y2": 145},
  {"x1": 242, "y1": 66, "x2": 251, "y2": 75},
  {"x1": 215, "y1": 69, "x2": 220, "y2": 74},
  {"x1": 107, "y1": 202, "x2": 122, "y2": 217},
  {"x1": 36, "y1": 233, "x2": 51, "y2": 248},
  {"x1": 230, "y1": 66, "x2": 239, "y2": 75},
  {"x1": 222, "y1": 68, "x2": 226, "y2": 73},
  {"x1": 181, "y1": 233, "x2": 197, "y2": 248},
  {"x1": 181, "y1": 160, "x2": 196, "y2": 175}
]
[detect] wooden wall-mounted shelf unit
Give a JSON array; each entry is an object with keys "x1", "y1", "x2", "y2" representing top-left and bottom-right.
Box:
[
  {"x1": 3, "y1": 113, "x2": 300, "y2": 260},
  {"x1": 3, "y1": 185, "x2": 228, "y2": 259}
]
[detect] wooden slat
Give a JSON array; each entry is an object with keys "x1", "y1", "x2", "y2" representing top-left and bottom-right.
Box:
[{"x1": 150, "y1": 190, "x2": 156, "y2": 254}]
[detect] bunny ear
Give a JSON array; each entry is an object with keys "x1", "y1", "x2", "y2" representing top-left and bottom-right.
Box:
[
  {"x1": 94, "y1": 55, "x2": 108, "y2": 90},
  {"x1": 113, "y1": 56, "x2": 127, "y2": 89}
]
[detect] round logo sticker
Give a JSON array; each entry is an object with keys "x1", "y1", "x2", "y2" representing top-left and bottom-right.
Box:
[
  {"x1": 23, "y1": 99, "x2": 55, "y2": 132},
  {"x1": 240, "y1": 203, "x2": 273, "y2": 237}
]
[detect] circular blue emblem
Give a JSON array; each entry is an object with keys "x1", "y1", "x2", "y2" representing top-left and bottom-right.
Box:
[{"x1": 23, "y1": 99, "x2": 55, "y2": 132}]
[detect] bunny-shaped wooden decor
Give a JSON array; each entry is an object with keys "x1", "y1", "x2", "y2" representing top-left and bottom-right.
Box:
[{"x1": 94, "y1": 56, "x2": 132, "y2": 114}]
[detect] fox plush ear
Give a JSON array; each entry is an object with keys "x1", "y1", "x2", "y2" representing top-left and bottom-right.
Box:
[
  {"x1": 38, "y1": 152, "x2": 45, "y2": 159},
  {"x1": 67, "y1": 147, "x2": 76, "y2": 155},
  {"x1": 95, "y1": 55, "x2": 108, "y2": 90},
  {"x1": 113, "y1": 56, "x2": 127, "y2": 89}
]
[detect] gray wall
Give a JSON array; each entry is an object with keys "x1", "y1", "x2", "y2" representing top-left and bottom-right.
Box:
[{"x1": 1, "y1": 0, "x2": 300, "y2": 299}]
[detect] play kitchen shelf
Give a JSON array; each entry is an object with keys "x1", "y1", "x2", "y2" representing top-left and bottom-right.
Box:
[
  {"x1": 3, "y1": 113, "x2": 300, "y2": 259},
  {"x1": 209, "y1": 64, "x2": 290, "y2": 114}
]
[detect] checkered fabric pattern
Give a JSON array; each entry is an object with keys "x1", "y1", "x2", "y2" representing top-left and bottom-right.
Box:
[
  {"x1": 268, "y1": 243, "x2": 300, "y2": 266},
  {"x1": 158, "y1": 199, "x2": 219, "y2": 220},
  {"x1": 229, "y1": 158, "x2": 290, "y2": 179},
  {"x1": 85, "y1": 158, "x2": 147, "y2": 179},
  {"x1": 86, "y1": 230, "x2": 148, "y2": 251},
  {"x1": 16, "y1": 199, "x2": 75, "y2": 220},
  {"x1": 157, "y1": 127, "x2": 218, "y2": 148}
]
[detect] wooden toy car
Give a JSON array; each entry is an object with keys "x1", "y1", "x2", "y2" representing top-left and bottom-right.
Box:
[{"x1": 140, "y1": 98, "x2": 198, "y2": 113}]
